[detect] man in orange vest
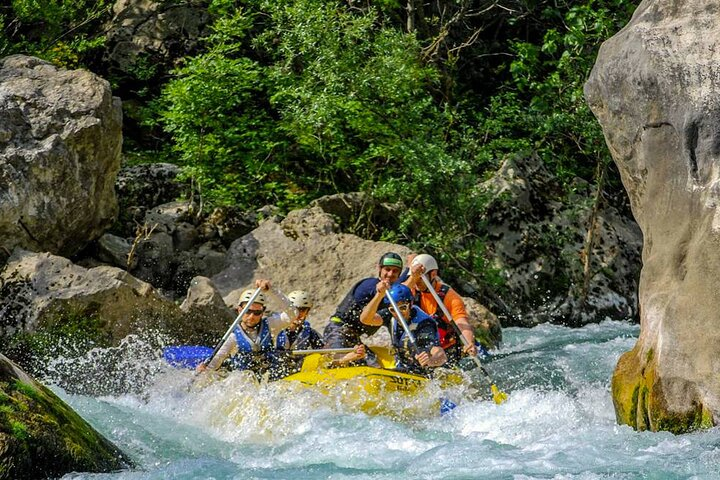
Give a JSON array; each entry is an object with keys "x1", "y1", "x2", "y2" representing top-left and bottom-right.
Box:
[{"x1": 404, "y1": 254, "x2": 478, "y2": 366}]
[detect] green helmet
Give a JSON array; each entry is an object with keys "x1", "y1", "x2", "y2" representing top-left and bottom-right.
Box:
[{"x1": 379, "y1": 252, "x2": 403, "y2": 269}]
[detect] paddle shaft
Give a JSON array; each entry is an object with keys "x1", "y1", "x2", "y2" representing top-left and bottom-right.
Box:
[
  {"x1": 384, "y1": 290, "x2": 418, "y2": 350},
  {"x1": 421, "y1": 274, "x2": 504, "y2": 409},
  {"x1": 203, "y1": 287, "x2": 262, "y2": 367},
  {"x1": 420, "y1": 274, "x2": 487, "y2": 372},
  {"x1": 289, "y1": 348, "x2": 355, "y2": 356}
]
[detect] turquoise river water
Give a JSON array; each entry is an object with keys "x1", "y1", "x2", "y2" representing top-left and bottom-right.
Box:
[{"x1": 51, "y1": 320, "x2": 720, "y2": 479}]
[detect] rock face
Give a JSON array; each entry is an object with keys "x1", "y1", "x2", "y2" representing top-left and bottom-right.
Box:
[
  {"x1": 212, "y1": 207, "x2": 503, "y2": 346},
  {"x1": 104, "y1": 0, "x2": 211, "y2": 79},
  {"x1": 0, "y1": 354, "x2": 132, "y2": 478},
  {"x1": 0, "y1": 248, "x2": 183, "y2": 344},
  {"x1": 0, "y1": 55, "x2": 122, "y2": 257},
  {"x1": 585, "y1": 0, "x2": 720, "y2": 432},
  {"x1": 479, "y1": 153, "x2": 642, "y2": 327},
  {"x1": 213, "y1": 207, "x2": 413, "y2": 331}
]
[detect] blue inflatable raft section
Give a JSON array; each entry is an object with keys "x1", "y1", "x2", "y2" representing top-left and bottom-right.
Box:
[{"x1": 163, "y1": 345, "x2": 213, "y2": 369}]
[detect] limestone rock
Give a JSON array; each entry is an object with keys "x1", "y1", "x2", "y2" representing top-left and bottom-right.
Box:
[
  {"x1": 464, "y1": 296, "x2": 503, "y2": 348},
  {"x1": 0, "y1": 354, "x2": 132, "y2": 478},
  {"x1": 0, "y1": 55, "x2": 122, "y2": 257},
  {"x1": 480, "y1": 153, "x2": 642, "y2": 326},
  {"x1": 0, "y1": 248, "x2": 182, "y2": 343},
  {"x1": 212, "y1": 207, "x2": 503, "y2": 346},
  {"x1": 180, "y1": 276, "x2": 235, "y2": 344},
  {"x1": 585, "y1": 0, "x2": 720, "y2": 432},
  {"x1": 309, "y1": 192, "x2": 402, "y2": 238},
  {"x1": 213, "y1": 208, "x2": 412, "y2": 331},
  {"x1": 104, "y1": 0, "x2": 211, "y2": 79},
  {"x1": 115, "y1": 162, "x2": 186, "y2": 237}
]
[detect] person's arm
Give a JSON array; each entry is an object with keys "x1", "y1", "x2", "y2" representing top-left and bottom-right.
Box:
[
  {"x1": 259, "y1": 280, "x2": 295, "y2": 331},
  {"x1": 200, "y1": 336, "x2": 238, "y2": 371},
  {"x1": 413, "y1": 316, "x2": 447, "y2": 368},
  {"x1": 359, "y1": 280, "x2": 390, "y2": 326},
  {"x1": 402, "y1": 253, "x2": 424, "y2": 290},
  {"x1": 331, "y1": 344, "x2": 366, "y2": 366},
  {"x1": 445, "y1": 288, "x2": 477, "y2": 355}
]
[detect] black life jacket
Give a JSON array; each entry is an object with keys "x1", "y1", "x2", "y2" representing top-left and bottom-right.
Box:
[{"x1": 330, "y1": 277, "x2": 380, "y2": 335}]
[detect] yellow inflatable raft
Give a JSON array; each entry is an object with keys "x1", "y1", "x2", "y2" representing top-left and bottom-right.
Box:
[{"x1": 282, "y1": 347, "x2": 462, "y2": 416}]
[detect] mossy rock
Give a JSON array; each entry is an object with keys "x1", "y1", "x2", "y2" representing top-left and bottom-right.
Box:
[
  {"x1": 0, "y1": 354, "x2": 133, "y2": 479},
  {"x1": 612, "y1": 345, "x2": 714, "y2": 433}
]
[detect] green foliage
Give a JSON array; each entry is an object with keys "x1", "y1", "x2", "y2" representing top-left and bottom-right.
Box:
[
  {"x1": 3, "y1": 309, "x2": 112, "y2": 378},
  {"x1": 2, "y1": 0, "x2": 112, "y2": 65},
  {"x1": 482, "y1": 0, "x2": 634, "y2": 186},
  {"x1": 159, "y1": 54, "x2": 281, "y2": 206},
  {"x1": 157, "y1": 0, "x2": 464, "y2": 211}
]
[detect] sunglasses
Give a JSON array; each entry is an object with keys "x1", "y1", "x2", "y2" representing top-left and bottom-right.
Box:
[
  {"x1": 245, "y1": 308, "x2": 264, "y2": 316},
  {"x1": 396, "y1": 302, "x2": 411, "y2": 311}
]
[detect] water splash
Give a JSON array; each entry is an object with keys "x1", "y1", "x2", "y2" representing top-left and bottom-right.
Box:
[{"x1": 55, "y1": 320, "x2": 720, "y2": 479}]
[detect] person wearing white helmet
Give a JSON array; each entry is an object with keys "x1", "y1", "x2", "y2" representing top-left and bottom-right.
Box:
[
  {"x1": 276, "y1": 291, "x2": 323, "y2": 351},
  {"x1": 199, "y1": 279, "x2": 293, "y2": 377},
  {"x1": 404, "y1": 253, "x2": 478, "y2": 366},
  {"x1": 276, "y1": 290, "x2": 366, "y2": 376}
]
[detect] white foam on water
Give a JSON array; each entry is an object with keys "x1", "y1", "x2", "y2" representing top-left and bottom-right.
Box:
[{"x1": 53, "y1": 320, "x2": 720, "y2": 479}]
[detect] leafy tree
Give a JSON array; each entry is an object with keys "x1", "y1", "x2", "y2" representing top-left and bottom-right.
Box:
[{"x1": 157, "y1": 0, "x2": 468, "y2": 212}]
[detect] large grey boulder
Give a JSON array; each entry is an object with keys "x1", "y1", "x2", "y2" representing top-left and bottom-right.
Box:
[
  {"x1": 180, "y1": 276, "x2": 235, "y2": 344},
  {"x1": 0, "y1": 55, "x2": 122, "y2": 257},
  {"x1": 212, "y1": 207, "x2": 503, "y2": 345},
  {"x1": 585, "y1": 0, "x2": 720, "y2": 432},
  {"x1": 479, "y1": 153, "x2": 642, "y2": 326},
  {"x1": 213, "y1": 207, "x2": 411, "y2": 331},
  {"x1": 104, "y1": 0, "x2": 211, "y2": 78},
  {"x1": 0, "y1": 248, "x2": 183, "y2": 344}
]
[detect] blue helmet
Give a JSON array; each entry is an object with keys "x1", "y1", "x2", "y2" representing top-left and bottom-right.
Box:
[{"x1": 384, "y1": 284, "x2": 413, "y2": 305}]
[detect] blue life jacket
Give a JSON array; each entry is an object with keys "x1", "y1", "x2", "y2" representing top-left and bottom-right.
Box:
[
  {"x1": 389, "y1": 305, "x2": 439, "y2": 374},
  {"x1": 229, "y1": 318, "x2": 274, "y2": 372},
  {"x1": 276, "y1": 321, "x2": 323, "y2": 351}
]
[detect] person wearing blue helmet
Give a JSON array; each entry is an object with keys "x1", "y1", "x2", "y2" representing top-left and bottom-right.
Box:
[{"x1": 359, "y1": 283, "x2": 447, "y2": 373}]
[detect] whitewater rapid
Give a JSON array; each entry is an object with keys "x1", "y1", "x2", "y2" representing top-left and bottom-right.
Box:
[{"x1": 54, "y1": 320, "x2": 720, "y2": 479}]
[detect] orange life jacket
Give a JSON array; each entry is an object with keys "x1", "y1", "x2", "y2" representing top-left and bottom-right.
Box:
[{"x1": 415, "y1": 284, "x2": 457, "y2": 350}]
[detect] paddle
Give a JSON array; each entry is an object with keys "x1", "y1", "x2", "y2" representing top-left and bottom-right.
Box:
[
  {"x1": 420, "y1": 273, "x2": 508, "y2": 404},
  {"x1": 201, "y1": 286, "x2": 263, "y2": 369},
  {"x1": 385, "y1": 290, "x2": 457, "y2": 416},
  {"x1": 384, "y1": 290, "x2": 419, "y2": 351},
  {"x1": 289, "y1": 348, "x2": 354, "y2": 356}
]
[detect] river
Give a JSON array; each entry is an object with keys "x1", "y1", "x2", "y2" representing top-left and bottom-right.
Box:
[{"x1": 52, "y1": 320, "x2": 720, "y2": 479}]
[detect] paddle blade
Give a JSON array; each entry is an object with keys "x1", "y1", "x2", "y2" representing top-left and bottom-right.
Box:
[
  {"x1": 491, "y1": 384, "x2": 508, "y2": 404},
  {"x1": 440, "y1": 397, "x2": 457, "y2": 416}
]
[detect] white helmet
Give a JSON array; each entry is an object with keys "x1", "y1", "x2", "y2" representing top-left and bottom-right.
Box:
[
  {"x1": 287, "y1": 290, "x2": 313, "y2": 309},
  {"x1": 412, "y1": 254, "x2": 439, "y2": 272},
  {"x1": 239, "y1": 289, "x2": 267, "y2": 306}
]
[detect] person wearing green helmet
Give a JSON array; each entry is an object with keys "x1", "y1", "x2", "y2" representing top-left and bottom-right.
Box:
[{"x1": 322, "y1": 252, "x2": 404, "y2": 362}]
